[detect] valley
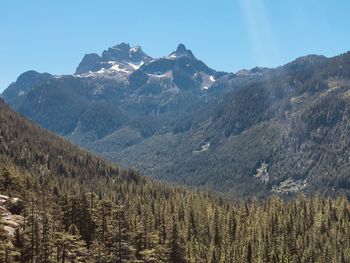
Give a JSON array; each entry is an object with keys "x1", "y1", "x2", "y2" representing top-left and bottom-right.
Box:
[
  {"x1": 3, "y1": 45, "x2": 350, "y2": 198},
  {"x1": 0, "y1": 98, "x2": 349, "y2": 262},
  {"x1": 2, "y1": 2, "x2": 350, "y2": 262}
]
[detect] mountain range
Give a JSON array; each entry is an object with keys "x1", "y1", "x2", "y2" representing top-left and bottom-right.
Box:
[{"x1": 3, "y1": 43, "x2": 350, "y2": 198}]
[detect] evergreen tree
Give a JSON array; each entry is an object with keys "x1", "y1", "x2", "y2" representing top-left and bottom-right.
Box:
[{"x1": 167, "y1": 216, "x2": 187, "y2": 263}]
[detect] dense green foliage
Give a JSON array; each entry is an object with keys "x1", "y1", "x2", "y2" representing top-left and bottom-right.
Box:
[
  {"x1": 1, "y1": 93, "x2": 350, "y2": 262},
  {"x1": 1, "y1": 164, "x2": 350, "y2": 262}
]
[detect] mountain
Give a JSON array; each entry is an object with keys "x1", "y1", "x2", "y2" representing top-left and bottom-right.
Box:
[
  {"x1": 113, "y1": 52, "x2": 350, "y2": 197},
  {"x1": 3, "y1": 44, "x2": 350, "y2": 198},
  {"x1": 2, "y1": 43, "x2": 228, "y2": 148},
  {"x1": 3, "y1": 44, "x2": 226, "y2": 140},
  {"x1": 2, "y1": 70, "x2": 52, "y2": 108},
  {"x1": 1, "y1": 98, "x2": 349, "y2": 262},
  {"x1": 75, "y1": 42, "x2": 153, "y2": 77}
]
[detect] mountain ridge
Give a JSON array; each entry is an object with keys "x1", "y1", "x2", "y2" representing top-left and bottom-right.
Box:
[{"x1": 3, "y1": 44, "x2": 350, "y2": 198}]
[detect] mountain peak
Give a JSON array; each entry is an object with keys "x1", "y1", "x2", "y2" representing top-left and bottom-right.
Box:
[
  {"x1": 176, "y1": 43, "x2": 187, "y2": 53},
  {"x1": 75, "y1": 43, "x2": 152, "y2": 75},
  {"x1": 112, "y1": 42, "x2": 130, "y2": 50},
  {"x1": 167, "y1": 43, "x2": 195, "y2": 59},
  {"x1": 102, "y1": 43, "x2": 151, "y2": 63}
]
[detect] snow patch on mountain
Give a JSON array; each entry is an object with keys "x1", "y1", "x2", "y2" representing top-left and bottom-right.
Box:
[
  {"x1": 167, "y1": 54, "x2": 177, "y2": 59},
  {"x1": 18, "y1": 90, "x2": 25, "y2": 96},
  {"x1": 128, "y1": 61, "x2": 144, "y2": 70},
  {"x1": 130, "y1": 46, "x2": 141, "y2": 53},
  {"x1": 199, "y1": 73, "x2": 217, "y2": 91},
  {"x1": 109, "y1": 63, "x2": 130, "y2": 73},
  {"x1": 193, "y1": 141, "x2": 211, "y2": 153},
  {"x1": 148, "y1": 73, "x2": 167, "y2": 78}
]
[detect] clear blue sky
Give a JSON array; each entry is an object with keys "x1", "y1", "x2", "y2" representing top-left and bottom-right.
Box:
[{"x1": 1, "y1": 0, "x2": 350, "y2": 92}]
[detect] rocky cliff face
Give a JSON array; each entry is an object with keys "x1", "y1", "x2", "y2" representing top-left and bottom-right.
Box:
[{"x1": 0, "y1": 195, "x2": 24, "y2": 237}]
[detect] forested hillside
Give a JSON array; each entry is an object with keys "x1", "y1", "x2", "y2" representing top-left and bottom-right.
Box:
[
  {"x1": 4, "y1": 45, "x2": 350, "y2": 198},
  {"x1": 0, "y1": 99, "x2": 350, "y2": 262}
]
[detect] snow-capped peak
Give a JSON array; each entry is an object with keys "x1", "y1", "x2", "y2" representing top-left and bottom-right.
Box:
[{"x1": 75, "y1": 43, "x2": 152, "y2": 76}]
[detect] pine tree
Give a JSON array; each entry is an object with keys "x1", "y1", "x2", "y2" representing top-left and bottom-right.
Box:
[
  {"x1": 111, "y1": 204, "x2": 135, "y2": 262},
  {"x1": 167, "y1": 216, "x2": 187, "y2": 263}
]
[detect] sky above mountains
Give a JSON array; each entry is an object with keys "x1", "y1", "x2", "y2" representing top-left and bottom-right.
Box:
[{"x1": 1, "y1": 0, "x2": 350, "y2": 92}]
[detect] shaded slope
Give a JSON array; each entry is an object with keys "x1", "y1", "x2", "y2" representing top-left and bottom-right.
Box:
[{"x1": 0, "y1": 98, "x2": 137, "y2": 184}]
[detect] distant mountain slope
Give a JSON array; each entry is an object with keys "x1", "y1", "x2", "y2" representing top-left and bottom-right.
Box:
[
  {"x1": 3, "y1": 43, "x2": 226, "y2": 140},
  {"x1": 108, "y1": 52, "x2": 350, "y2": 197},
  {"x1": 3, "y1": 44, "x2": 350, "y2": 198}
]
